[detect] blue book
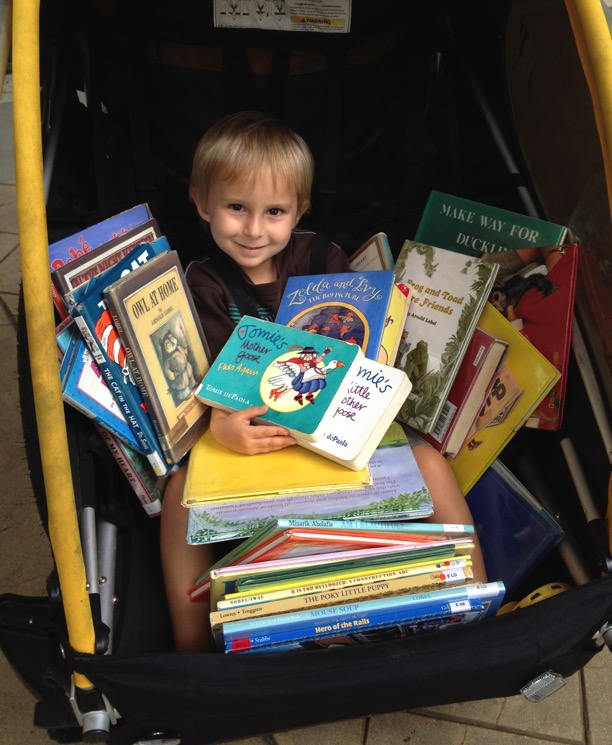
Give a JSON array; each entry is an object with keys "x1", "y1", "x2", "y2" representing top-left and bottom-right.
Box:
[
  {"x1": 195, "y1": 316, "x2": 412, "y2": 470},
  {"x1": 60, "y1": 325, "x2": 142, "y2": 451},
  {"x1": 221, "y1": 580, "x2": 505, "y2": 642},
  {"x1": 66, "y1": 236, "x2": 171, "y2": 476},
  {"x1": 222, "y1": 597, "x2": 485, "y2": 653},
  {"x1": 275, "y1": 270, "x2": 399, "y2": 363},
  {"x1": 466, "y1": 459, "x2": 565, "y2": 594}
]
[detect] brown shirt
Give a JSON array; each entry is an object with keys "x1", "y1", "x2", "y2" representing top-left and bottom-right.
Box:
[{"x1": 186, "y1": 230, "x2": 350, "y2": 359}]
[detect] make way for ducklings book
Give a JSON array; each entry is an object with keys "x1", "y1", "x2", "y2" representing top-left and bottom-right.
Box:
[{"x1": 195, "y1": 317, "x2": 412, "y2": 470}]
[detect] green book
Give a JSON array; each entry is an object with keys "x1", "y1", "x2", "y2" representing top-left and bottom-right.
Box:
[{"x1": 414, "y1": 190, "x2": 568, "y2": 257}]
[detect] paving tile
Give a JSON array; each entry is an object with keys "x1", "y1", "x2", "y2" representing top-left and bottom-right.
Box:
[
  {"x1": 0, "y1": 183, "x2": 18, "y2": 231},
  {"x1": 417, "y1": 668, "x2": 584, "y2": 742},
  {"x1": 583, "y1": 649, "x2": 612, "y2": 745},
  {"x1": 272, "y1": 717, "x2": 365, "y2": 744},
  {"x1": 0, "y1": 655, "x2": 51, "y2": 745}
]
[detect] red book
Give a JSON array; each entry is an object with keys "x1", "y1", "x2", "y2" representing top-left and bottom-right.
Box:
[{"x1": 422, "y1": 327, "x2": 508, "y2": 457}]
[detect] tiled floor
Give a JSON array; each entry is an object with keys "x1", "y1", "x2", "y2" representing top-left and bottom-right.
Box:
[{"x1": 2, "y1": 74, "x2": 612, "y2": 744}]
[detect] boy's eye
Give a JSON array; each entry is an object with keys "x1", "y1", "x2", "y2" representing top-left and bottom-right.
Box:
[
  {"x1": 268, "y1": 207, "x2": 284, "y2": 216},
  {"x1": 228, "y1": 203, "x2": 244, "y2": 212}
]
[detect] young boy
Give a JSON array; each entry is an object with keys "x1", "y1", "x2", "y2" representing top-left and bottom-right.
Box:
[{"x1": 160, "y1": 111, "x2": 486, "y2": 653}]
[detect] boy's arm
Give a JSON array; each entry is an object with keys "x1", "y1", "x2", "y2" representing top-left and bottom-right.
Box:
[{"x1": 209, "y1": 406, "x2": 297, "y2": 455}]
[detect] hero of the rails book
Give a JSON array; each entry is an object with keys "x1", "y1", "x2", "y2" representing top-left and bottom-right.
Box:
[
  {"x1": 195, "y1": 316, "x2": 412, "y2": 471},
  {"x1": 103, "y1": 250, "x2": 212, "y2": 466}
]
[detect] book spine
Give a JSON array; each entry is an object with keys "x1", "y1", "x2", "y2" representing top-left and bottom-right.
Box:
[
  {"x1": 275, "y1": 518, "x2": 474, "y2": 535},
  {"x1": 71, "y1": 310, "x2": 169, "y2": 477},
  {"x1": 220, "y1": 581, "x2": 494, "y2": 637},
  {"x1": 216, "y1": 557, "x2": 473, "y2": 609},
  {"x1": 222, "y1": 598, "x2": 483, "y2": 653},
  {"x1": 95, "y1": 425, "x2": 163, "y2": 516}
]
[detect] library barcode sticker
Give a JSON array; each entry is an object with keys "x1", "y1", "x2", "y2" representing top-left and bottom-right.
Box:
[
  {"x1": 448, "y1": 601, "x2": 471, "y2": 612},
  {"x1": 214, "y1": 1, "x2": 352, "y2": 33}
]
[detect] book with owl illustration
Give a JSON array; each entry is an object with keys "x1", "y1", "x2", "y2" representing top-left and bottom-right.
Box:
[
  {"x1": 393, "y1": 240, "x2": 499, "y2": 435},
  {"x1": 104, "y1": 250, "x2": 212, "y2": 466},
  {"x1": 64, "y1": 236, "x2": 171, "y2": 476},
  {"x1": 275, "y1": 270, "x2": 411, "y2": 366},
  {"x1": 195, "y1": 317, "x2": 412, "y2": 470}
]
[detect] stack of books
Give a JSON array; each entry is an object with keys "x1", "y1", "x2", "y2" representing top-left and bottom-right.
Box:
[{"x1": 198, "y1": 517, "x2": 505, "y2": 654}]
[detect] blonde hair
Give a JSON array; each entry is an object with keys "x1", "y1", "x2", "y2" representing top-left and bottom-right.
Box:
[{"x1": 190, "y1": 111, "x2": 314, "y2": 216}]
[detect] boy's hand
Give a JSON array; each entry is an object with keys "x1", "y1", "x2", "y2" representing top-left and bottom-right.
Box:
[{"x1": 209, "y1": 405, "x2": 297, "y2": 455}]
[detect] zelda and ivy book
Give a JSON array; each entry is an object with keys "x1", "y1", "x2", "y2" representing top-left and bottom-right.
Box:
[{"x1": 393, "y1": 240, "x2": 499, "y2": 434}]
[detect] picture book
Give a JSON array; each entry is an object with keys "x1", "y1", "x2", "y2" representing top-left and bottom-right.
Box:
[
  {"x1": 103, "y1": 250, "x2": 212, "y2": 465},
  {"x1": 52, "y1": 217, "x2": 162, "y2": 305},
  {"x1": 183, "y1": 429, "x2": 372, "y2": 507},
  {"x1": 466, "y1": 362, "x2": 523, "y2": 438},
  {"x1": 216, "y1": 557, "x2": 474, "y2": 609},
  {"x1": 222, "y1": 597, "x2": 486, "y2": 653},
  {"x1": 49, "y1": 203, "x2": 153, "y2": 317},
  {"x1": 421, "y1": 327, "x2": 508, "y2": 457},
  {"x1": 414, "y1": 190, "x2": 568, "y2": 256},
  {"x1": 392, "y1": 240, "x2": 499, "y2": 434},
  {"x1": 65, "y1": 236, "x2": 171, "y2": 476},
  {"x1": 275, "y1": 270, "x2": 411, "y2": 365},
  {"x1": 414, "y1": 191, "x2": 577, "y2": 431},
  {"x1": 483, "y1": 244, "x2": 579, "y2": 430},
  {"x1": 94, "y1": 425, "x2": 165, "y2": 517},
  {"x1": 195, "y1": 316, "x2": 412, "y2": 470},
  {"x1": 448, "y1": 303, "x2": 561, "y2": 495},
  {"x1": 466, "y1": 460, "x2": 564, "y2": 594},
  {"x1": 348, "y1": 232, "x2": 395, "y2": 272},
  {"x1": 60, "y1": 324, "x2": 143, "y2": 451},
  {"x1": 185, "y1": 422, "x2": 433, "y2": 544},
  {"x1": 218, "y1": 580, "x2": 505, "y2": 652}
]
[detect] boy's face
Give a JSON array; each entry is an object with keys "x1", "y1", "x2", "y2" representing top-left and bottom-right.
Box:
[{"x1": 194, "y1": 167, "x2": 302, "y2": 284}]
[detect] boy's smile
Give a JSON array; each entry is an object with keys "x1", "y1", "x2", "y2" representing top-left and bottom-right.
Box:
[{"x1": 195, "y1": 167, "x2": 302, "y2": 284}]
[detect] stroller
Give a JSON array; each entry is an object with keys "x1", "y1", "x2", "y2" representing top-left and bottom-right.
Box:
[{"x1": 2, "y1": 1, "x2": 612, "y2": 743}]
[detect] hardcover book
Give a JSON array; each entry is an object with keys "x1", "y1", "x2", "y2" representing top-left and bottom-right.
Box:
[
  {"x1": 275, "y1": 270, "x2": 411, "y2": 365},
  {"x1": 52, "y1": 217, "x2": 162, "y2": 304},
  {"x1": 466, "y1": 459, "x2": 564, "y2": 594},
  {"x1": 421, "y1": 327, "x2": 508, "y2": 457},
  {"x1": 103, "y1": 250, "x2": 212, "y2": 466},
  {"x1": 448, "y1": 303, "x2": 561, "y2": 495},
  {"x1": 414, "y1": 191, "x2": 577, "y2": 430},
  {"x1": 195, "y1": 316, "x2": 412, "y2": 471},
  {"x1": 414, "y1": 190, "x2": 568, "y2": 256},
  {"x1": 49, "y1": 203, "x2": 153, "y2": 317},
  {"x1": 348, "y1": 232, "x2": 395, "y2": 272},
  {"x1": 392, "y1": 240, "x2": 499, "y2": 434},
  {"x1": 65, "y1": 236, "x2": 171, "y2": 476}
]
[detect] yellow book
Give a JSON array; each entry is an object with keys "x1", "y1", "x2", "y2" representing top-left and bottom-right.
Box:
[
  {"x1": 182, "y1": 428, "x2": 372, "y2": 506},
  {"x1": 449, "y1": 303, "x2": 561, "y2": 495},
  {"x1": 379, "y1": 283, "x2": 412, "y2": 366}
]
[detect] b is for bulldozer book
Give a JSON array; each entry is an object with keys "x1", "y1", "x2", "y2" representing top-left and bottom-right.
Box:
[
  {"x1": 104, "y1": 250, "x2": 212, "y2": 466},
  {"x1": 195, "y1": 317, "x2": 412, "y2": 470}
]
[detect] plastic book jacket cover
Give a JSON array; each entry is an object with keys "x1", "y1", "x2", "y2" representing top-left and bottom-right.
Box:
[
  {"x1": 348, "y1": 232, "x2": 395, "y2": 271},
  {"x1": 466, "y1": 459, "x2": 564, "y2": 594},
  {"x1": 195, "y1": 317, "x2": 412, "y2": 470},
  {"x1": 186, "y1": 422, "x2": 434, "y2": 543},
  {"x1": 275, "y1": 270, "x2": 405, "y2": 364},
  {"x1": 104, "y1": 250, "x2": 211, "y2": 465},
  {"x1": 392, "y1": 240, "x2": 499, "y2": 434},
  {"x1": 448, "y1": 303, "x2": 560, "y2": 495},
  {"x1": 414, "y1": 190, "x2": 568, "y2": 255}
]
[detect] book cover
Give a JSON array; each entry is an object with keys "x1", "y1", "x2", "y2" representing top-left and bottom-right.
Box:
[
  {"x1": 52, "y1": 217, "x2": 162, "y2": 303},
  {"x1": 348, "y1": 232, "x2": 395, "y2": 272},
  {"x1": 393, "y1": 240, "x2": 499, "y2": 434},
  {"x1": 466, "y1": 460, "x2": 564, "y2": 594},
  {"x1": 466, "y1": 362, "x2": 523, "y2": 438},
  {"x1": 49, "y1": 203, "x2": 152, "y2": 317},
  {"x1": 485, "y1": 244, "x2": 579, "y2": 430},
  {"x1": 421, "y1": 327, "x2": 508, "y2": 457},
  {"x1": 414, "y1": 190, "x2": 568, "y2": 256},
  {"x1": 185, "y1": 423, "x2": 433, "y2": 544},
  {"x1": 448, "y1": 303, "x2": 561, "y2": 495},
  {"x1": 60, "y1": 325, "x2": 143, "y2": 451},
  {"x1": 275, "y1": 270, "x2": 408, "y2": 364},
  {"x1": 195, "y1": 316, "x2": 412, "y2": 470},
  {"x1": 183, "y1": 429, "x2": 373, "y2": 507},
  {"x1": 222, "y1": 597, "x2": 485, "y2": 653},
  {"x1": 103, "y1": 250, "x2": 212, "y2": 465},
  {"x1": 94, "y1": 424, "x2": 165, "y2": 517},
  {"x1": 66, "y1": 236, "x2": 171, "y2": 476}
]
